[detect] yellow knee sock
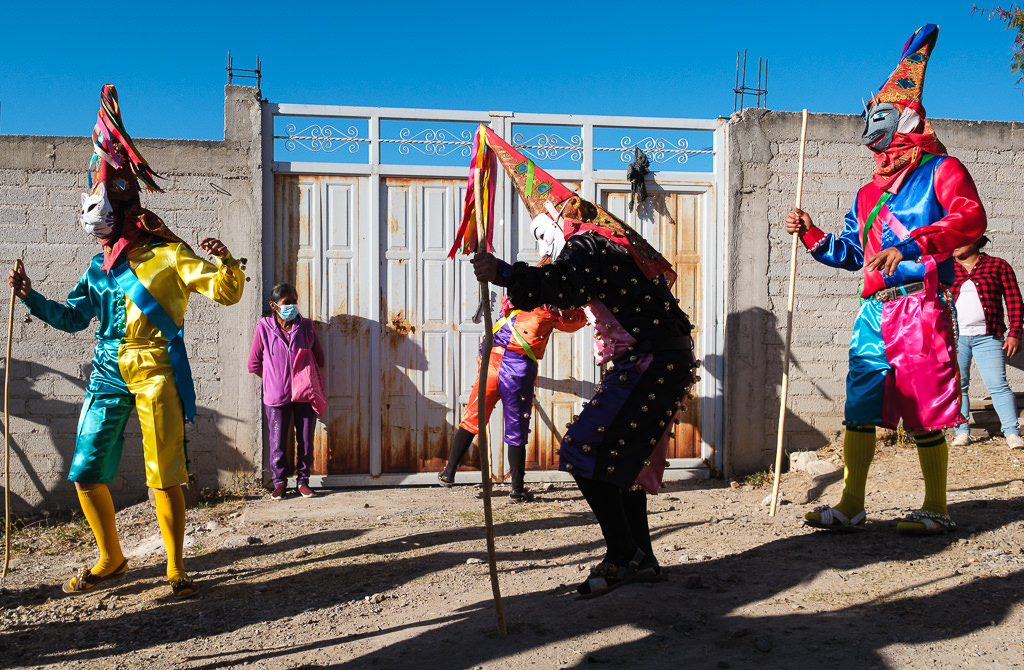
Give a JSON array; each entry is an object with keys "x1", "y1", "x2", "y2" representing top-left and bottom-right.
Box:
[
  {"x1": 153, "y1": 485, "x2": 187, "y2": 582},
  {"x1": 77, "y1": 485, "x2": 125, "y2": 577},
  {"x1": 912, "y1": 430, "x2": 949, "y2": 516},
  {"x1": 834, "y1": 426, "x2": 876, "y2": 517}
]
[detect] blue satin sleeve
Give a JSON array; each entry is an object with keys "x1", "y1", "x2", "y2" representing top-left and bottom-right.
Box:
[
  {"x1": 893, "y1": 237, "x2": 923, "y2": 261},
  {"x1": 878, "y1": 221, "x2": 931, "y2": 287},
  {"x1": 810, "y1": 202, "x2": 864, "y2": 271}
]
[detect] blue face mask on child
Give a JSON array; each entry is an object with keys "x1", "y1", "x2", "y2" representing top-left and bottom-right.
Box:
[{"x1": 277, "y1": 304, "x2": 299, "y2": 322}]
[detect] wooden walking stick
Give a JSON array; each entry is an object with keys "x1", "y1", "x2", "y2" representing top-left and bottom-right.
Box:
[
  {"x1": 770, "y1": 109, "x2": 809, "y2": 517},
  {"x1": 473, "y1": 165, "x2": 507, "y2": 636},
  {"x1": 2, "y1": 275, "x2": 16, "y2": 581}
]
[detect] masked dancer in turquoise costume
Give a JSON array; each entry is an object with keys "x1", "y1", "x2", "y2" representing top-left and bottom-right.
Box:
[
  {"x1": 8, "y1": 85, "x2": 245, "y2": 597},
  {"x1": 785, "y1": 25, "x2": 986, "y2": 535}
]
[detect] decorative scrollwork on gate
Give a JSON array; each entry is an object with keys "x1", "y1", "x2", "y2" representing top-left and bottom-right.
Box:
[
  {"x1": 591, "y1": 136, "x2": 712, "y2": 165},
  {"x1": 281, "y1": 124, "x2": 366, "y2": 154},
  {"x1": 380, "y1": 128, "x2": 474, "y2": 157},
  {"x1": 511, "y1": 131, "x2": 583, "y2": 163}
]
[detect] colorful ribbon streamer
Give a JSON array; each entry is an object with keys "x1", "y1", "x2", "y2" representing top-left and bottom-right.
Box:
[{"x1": 448, "y1": 124, "x2": 497, "y2": 257}]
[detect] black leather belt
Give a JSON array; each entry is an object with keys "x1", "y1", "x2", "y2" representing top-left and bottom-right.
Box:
[{"x1": 871, "y1": 281, "x2": 926, "y2": 302}]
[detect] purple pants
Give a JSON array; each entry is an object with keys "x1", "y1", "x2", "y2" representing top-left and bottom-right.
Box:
[{"x1": 266, "y1": 402, "x2": 317, "y2": 486}]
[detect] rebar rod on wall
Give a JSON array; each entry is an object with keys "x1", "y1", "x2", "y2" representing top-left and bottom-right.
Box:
[
  {"x1": 733, "y1": 50, "x2": 769, "y2": 112},
  {"x1": 227, "y1": 51, "x2": 262, "y2": 91}
]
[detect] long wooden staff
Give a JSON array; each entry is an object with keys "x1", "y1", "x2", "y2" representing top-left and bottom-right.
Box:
[
  {"x1": 474, "y1": 166, "x2": 506, "y2": 635},
  {"x1": 770, "y1": 109, "x2": 808, "y2": 517},
  {"x1": 2, "y1": 278, "x2": 15, "y2": 581}
]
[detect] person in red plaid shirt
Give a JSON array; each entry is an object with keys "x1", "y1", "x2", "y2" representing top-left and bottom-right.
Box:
[{"x1": 952, "y1": 235, "x2": 1024, "y2": 448}]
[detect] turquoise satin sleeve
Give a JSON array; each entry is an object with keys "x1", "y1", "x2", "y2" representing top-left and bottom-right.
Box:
[
  {"x1": 23, "y1": 255, "x2": 127, "y2": 342},
  {"x1": 21, "y1": 255, "x2": 129, "y2": 396},
  {"x1": 23, "y1": 276, "x2": 94, "y2": 333}
]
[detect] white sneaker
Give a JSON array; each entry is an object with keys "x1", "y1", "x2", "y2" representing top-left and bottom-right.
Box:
[
  {"x1": 1006, "y1": 434, "x2": 1024, "y2": 449},
  {"x1": 951, "y1": 433, "x2": 972, "y2": 447}
]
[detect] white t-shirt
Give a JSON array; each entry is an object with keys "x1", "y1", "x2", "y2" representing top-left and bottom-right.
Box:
[{"x1": 956, "y1": 279, "x2": 988, "y2": 336}]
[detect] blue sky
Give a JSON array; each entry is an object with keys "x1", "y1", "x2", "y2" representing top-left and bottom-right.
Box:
[{"x1": 1, "y1": 1, "x2": 1020, "y2": 140}]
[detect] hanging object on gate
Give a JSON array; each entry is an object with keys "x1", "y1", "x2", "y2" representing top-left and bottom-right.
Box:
[
  {"x1": 471, "y1": 125, "x2": 674, "y2": 287},
  {"x1": 626, "y1": 146, "x2": 650, "y2": 213}
]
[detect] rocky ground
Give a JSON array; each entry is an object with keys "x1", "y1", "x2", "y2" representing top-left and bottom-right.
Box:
[{"x1": 2, "y1": 433, "x2": 1024, "y2": 669}]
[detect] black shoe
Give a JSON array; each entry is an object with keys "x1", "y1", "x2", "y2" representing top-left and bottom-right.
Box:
[
  {"x1": 509, "y1": 487, "x2": 534, "y2": 502},
  {"x1": 438, "y1": 471, "x2": 455, "y2": 488}
]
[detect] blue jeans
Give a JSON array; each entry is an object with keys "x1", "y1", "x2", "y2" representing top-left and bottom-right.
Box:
[{"x1": 957, "y1": 335, "x2": 1020, "y2": 436}]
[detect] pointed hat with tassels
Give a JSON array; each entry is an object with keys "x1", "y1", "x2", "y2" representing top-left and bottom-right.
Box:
[
  {"x1": 866, "y1": 25, "x2": 948, "y2": 191},
  {"x1": 89, "y1": 84, "x2": 164, "y2": 201},
  {"x1": 481, "y1": 127, "x2": 676, "y2": 288},
  {"x1": 870, "y1": 24, "x2": 938, "y2": 114},
  {"x1": 85, "y1": 85, "x2": 190, "y2": 271}
]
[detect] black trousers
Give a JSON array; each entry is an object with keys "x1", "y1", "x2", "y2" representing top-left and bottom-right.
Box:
[{"x1": 574, "y1": 475, "x2": 651, "y2": 566}]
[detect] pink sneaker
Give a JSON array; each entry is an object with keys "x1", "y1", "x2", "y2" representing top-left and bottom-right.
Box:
[
  {"x1": 297, "y1": 483, "x2": 316, "y2": 498},
  {"x1": 270, "y1": 485, "x2": 285, "y2": 500}
]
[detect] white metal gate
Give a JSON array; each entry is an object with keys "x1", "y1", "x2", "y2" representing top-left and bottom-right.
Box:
[{"x1": 262, "y1": 104, "x2": 726, "y2": 486}]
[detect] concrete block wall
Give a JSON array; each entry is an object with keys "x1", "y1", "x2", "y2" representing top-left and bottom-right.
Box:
[
  {"x1": 726, "y1": 108, "x2": 1024, "y2": 476},
  {"x1": 0, "y1": 86, "x2": 264, "y2": 512}
]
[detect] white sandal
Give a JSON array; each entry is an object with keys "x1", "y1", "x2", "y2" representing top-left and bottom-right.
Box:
[{"x1": 804, "y1": 505, "x2": 866, "y2": 531}]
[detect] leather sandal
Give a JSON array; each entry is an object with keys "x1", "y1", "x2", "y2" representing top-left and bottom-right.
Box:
[
  {"x1": 897, "y1": 510, "x2": 955, "y2": 536},
  {"x1": 170, "y1": 577, "x2": 199, "y2": 599},
  {"x1": 576, "y1": 549, "x2": 655, "y2": 599},
  {"x1": 804, "y1": 505, "x2": 866, "y2": 532},
  {"x1": 62, "y1": 558, "x2": 128, "y2": 595}
]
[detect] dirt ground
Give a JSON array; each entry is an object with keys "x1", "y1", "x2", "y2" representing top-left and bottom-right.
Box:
[{"x1": 2, "y1": 434, "x2": 1024, "y2": 670}]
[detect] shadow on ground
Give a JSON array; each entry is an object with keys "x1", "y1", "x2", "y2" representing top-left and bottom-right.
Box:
[{"x1": 3, "y1": 492, "x2": 1024, "y2": 668}]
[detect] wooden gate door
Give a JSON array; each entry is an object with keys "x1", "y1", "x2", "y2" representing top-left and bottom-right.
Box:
[
  {"x1": 274, "y1": 174, "x2": 372, "y2": 476},
  {"x1": 378, "y1": 178, "x2": 461, "y2": 473},
  {"x1": 601, "y1": 189, "x2": 704, "y2": 460}
]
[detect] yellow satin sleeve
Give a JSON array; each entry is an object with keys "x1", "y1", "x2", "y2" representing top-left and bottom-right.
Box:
[{"x1": 124, "y1": 242, "x2": 245, "y2": 340}]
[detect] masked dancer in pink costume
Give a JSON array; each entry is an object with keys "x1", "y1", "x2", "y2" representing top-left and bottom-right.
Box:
[{"x1": 786, "y1": 25, "x2": 986, "y2": 535}]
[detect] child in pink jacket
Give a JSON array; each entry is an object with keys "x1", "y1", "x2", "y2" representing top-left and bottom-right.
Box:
[{"x1": 248, "y1": 283, "x2": 325, "y2": 500}]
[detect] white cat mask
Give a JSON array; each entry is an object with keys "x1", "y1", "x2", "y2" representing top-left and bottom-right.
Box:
[
  {"x1": 79, "y1": 183, "x2": 114, "y2": 238},
  {"x1": 530, "y1": 213, "x2": 565, "y2": 260}
]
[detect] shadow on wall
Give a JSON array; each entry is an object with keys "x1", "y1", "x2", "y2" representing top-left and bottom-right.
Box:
[
  {"x1": 725, "y1": 307, "x2": 831, "y2": 476},
  {"x1": 377, "y1": 310, "x2": 453, "y2": 473},
  {"x1": 272, "y1": 312, "x2": 453, "y2": 479},
  {"x1": 0, "y1": 358, "x2": 258, "y2": 514},
  {"x1": 0, "y1": 359, "x2": 82, "y2": 513},
  {"x1": 1005, "y1": 354, "x2": 1024, "y2": 375}
]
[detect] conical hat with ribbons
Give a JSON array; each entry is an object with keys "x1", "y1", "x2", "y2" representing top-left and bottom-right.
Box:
[
  {"x1": 481, "y1": 127, "x2": 675, "y2": 287},
  {"x1": 871, "y1": 24, "x2": 938, "y2": 112}
]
